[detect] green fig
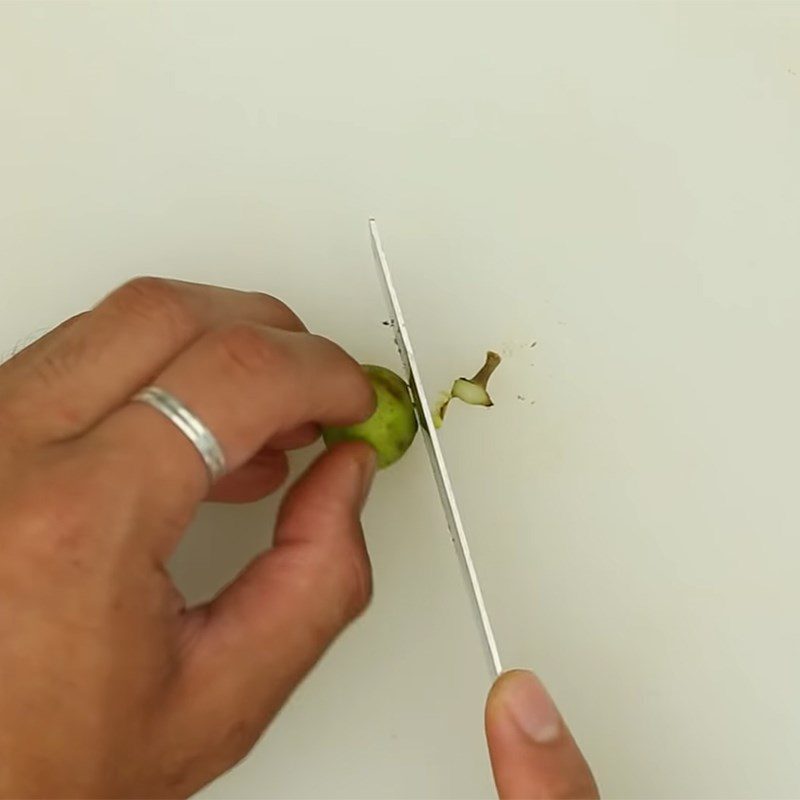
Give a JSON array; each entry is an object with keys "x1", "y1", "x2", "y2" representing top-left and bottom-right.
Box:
[{"x1": 322, "y1": 364, "x2": 418, "y2": 469}]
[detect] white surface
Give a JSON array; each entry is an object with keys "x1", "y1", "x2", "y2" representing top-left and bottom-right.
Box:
[{"x1": 2, "y1": 3, "x2": 800, "y2": 798}]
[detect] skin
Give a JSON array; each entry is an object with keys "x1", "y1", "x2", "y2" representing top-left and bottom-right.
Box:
[
  {"x1": 0, "y1": 277, "x2": 598, "y2": 799},
  {"x1": 322, "y1": 364, "x2": 418, "y2": 469}
]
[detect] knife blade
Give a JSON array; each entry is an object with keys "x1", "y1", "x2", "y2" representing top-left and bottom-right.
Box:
[{"x1": 368, "y1": 218, "x2": 503, "y2": 679}]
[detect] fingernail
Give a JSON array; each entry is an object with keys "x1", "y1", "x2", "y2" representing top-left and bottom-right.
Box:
[
  {"x1": 359, "y1": 447, "x2": 377, "y2": 508},
  {"x1": 500, "y1": 670, "x2": 561, "y2": 744}
]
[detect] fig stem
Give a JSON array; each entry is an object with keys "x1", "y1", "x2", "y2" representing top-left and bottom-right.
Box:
[
  {"x1": 432, "y1": 350, "x2": 502, "y2": 425},
  {"x1": 468, "y1": 351, "x2": 502, "y2": 389}
]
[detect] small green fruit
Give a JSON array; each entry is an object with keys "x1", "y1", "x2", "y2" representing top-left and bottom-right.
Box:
[{"x1": 322, "y1": 364, "x2": 418, "y2": 469}]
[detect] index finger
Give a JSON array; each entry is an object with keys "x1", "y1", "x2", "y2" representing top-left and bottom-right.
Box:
[
  {"x1": 0, "y1": 277, "x2": 306, "y2": 443},
  {"x1": 89, "y1": 323, "x2": 375, "y2": 547}
]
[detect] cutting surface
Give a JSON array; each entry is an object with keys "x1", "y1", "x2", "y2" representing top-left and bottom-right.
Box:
[{"x1": 2, "y1": 3, "x2": 800, "y2": 797}]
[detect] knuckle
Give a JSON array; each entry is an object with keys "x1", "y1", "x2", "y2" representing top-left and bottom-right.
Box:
[
  {"x1": 218, "y1": 717, "x2": 261, "y2": 766},
  {"x1": 44, "y1": 311, "x2": 88, "y2": 338},
  {"x1": 215, "y1": 322, "x2": 289, "y2": 375},
  {"x1": 247, "y1": 291, "x2": 305, "y2": 331},
  {"x1": 310, "y1": 335, "x2": 365, "y2": 380},
  {"x1": 158, "y1": 747, "x2": 211, "y2": 798},
  {"x1": 308, "y1": 332, "x2": 348, "y2": 361},
  {"x1": 165, "y1": 718, "x2": 257, "y2": 794},
  {"x1": 333, "y1": 338, "x2": 367, "y2": 380},
  {"x1": 334, "y1": 540, "x2": 373, "y2": 622},
  {"x1": 112, "y1": 276, "x2": 174, "y2": 310},
  {"x1": 312, "y1": 336, "x2": 374, "y2": 415},
  {"x1": 107, "y1": 276, "x2": 198, "y2": 336}
]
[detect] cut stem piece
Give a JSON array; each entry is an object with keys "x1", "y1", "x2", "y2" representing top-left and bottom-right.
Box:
[
  {"x1": 450, "y1": 351, "x2": 501, "y2": 407},
  {"x1": 430, "y1": 351, "x2": 502, "y2": 426},
  {"x1": 451, "y1": 378, "x2": 492, "y2": 406}
]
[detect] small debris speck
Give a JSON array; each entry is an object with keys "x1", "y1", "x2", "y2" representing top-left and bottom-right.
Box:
[
  {"x1": 529, "y1": 341, "x2": 537, "y2": 348},
  {"x1": 381, "y1": 320, "x2": 391, "y2": 326},
  {"x1": 516, "y1": 394, "x2": 526, "y2": 401}
]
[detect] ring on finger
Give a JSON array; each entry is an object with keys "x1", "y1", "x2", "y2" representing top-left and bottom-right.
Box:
[{"x1": 132, "y1": 385, "x2": 227, "y2": 482}]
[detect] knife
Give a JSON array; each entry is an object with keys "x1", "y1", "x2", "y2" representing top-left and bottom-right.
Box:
[{"x1": 369, "y1": 218, "x2": 503, "y2": 679}]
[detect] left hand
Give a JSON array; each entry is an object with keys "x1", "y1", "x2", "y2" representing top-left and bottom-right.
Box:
[{"x1": 0, "y1": 277, "x2": 377, "y2": 798}]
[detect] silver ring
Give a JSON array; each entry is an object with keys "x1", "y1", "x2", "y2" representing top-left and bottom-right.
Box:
[{"x1": 132, "y1": 386, "x2": 227, "y2": 482}]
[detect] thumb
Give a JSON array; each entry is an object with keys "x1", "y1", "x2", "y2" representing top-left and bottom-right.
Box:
[
  {"x1": 485, "y1": 670, "x2": 599, "y2": 800},
  {"x1": 173, "y1": 440, "x2": 377, "y2": 778}
]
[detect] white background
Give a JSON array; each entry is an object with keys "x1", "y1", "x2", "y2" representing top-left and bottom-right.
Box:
[{"x1": 2, "y1": 3, "x2": 800, "y2": 798}]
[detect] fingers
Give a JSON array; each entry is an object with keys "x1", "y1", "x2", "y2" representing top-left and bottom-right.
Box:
[
  {"x1": 167, "y1": 442, "x2": 376, "y2": 784},
  {"x1": 266, "y1": 422, "x2": 320, "y2": 451},
  {"x1": 485, "y1": 671, "x2": 599, "y2": 800},
  {"x1": 205, "y1": 426, "x2": 320, "y2": 504},
  {"x1": 93, "y1": 324, "x2": 374, "y2": 533},
  {"x1": 205, "y1": 450, "x2": 289, "y2": 504},
  {"x1": 0, "y1": 278, "x2": 306, "y2": 442},
  {"x1": 0, "y1": 312, "x2": 87, "y2": 369}
]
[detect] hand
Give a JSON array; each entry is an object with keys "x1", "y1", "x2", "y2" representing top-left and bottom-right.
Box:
[
  {"x1": 486, "y1": 670, "x2": 599, "y2": 799},
  {"x1": 0, "y1": 278, "x2": 377, "y2": 798}
]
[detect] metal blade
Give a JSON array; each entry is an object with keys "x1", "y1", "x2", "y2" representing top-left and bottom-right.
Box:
[{"x1": 368, "y1": 218, "x2": 502, "y2": 679}]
